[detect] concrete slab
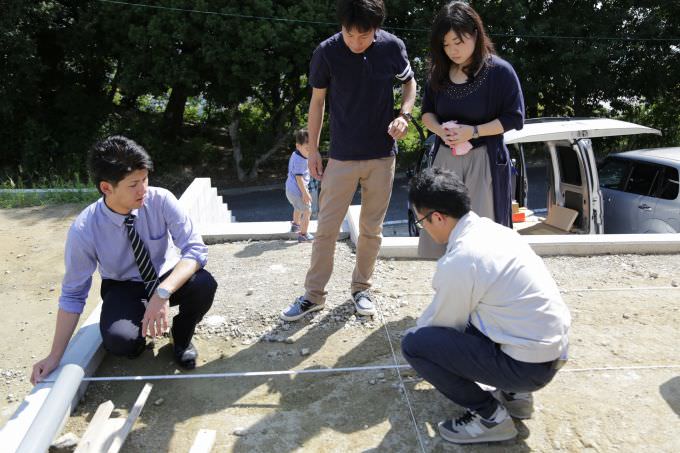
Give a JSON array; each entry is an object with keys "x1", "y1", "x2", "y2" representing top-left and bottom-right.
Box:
[
  {"x1": 179, "y1": 178, "x2": 231, "y2": 226},
  {"x1": 200, "y1": 220, "x2": 350, "y2": 243},
  {"x1": 347, "y1": 205, "x2": 680, "y2": 258}
]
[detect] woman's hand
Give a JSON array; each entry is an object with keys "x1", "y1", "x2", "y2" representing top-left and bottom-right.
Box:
[
  {"x1": 437, "y1": 124, "x2": 458, "y2": 148},
  {"x1": 447, "y1": 124, "x2": 474, "y2": 145}
]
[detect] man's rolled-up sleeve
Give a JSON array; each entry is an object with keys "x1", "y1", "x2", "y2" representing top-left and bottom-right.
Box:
[
  {"x1": 59, "y1": 226, "x2": 96, "y2": 314},
  {"x1": 163, "y1": 193, "x2": 208, "y2": 267}
]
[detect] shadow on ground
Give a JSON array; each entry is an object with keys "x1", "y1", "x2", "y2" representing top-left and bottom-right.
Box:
[
  {"x1": 660, "y1": 376, "x2": 680, "y2": 418},
  {"x1": 76, "y1": 303, "x2": 533, "y2": 452},
  {"x1": 233, "y1": 240, "x2": 299, "y2": 258}
]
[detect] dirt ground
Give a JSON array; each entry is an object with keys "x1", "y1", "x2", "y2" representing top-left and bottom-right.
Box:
[{"x1": 1, "y1": 205, "x2": 680, "y2": 452}]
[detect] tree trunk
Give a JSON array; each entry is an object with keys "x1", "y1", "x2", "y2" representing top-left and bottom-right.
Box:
[
  {"x1": 228, "y1": 114, "x2": 248, "y2": 182},
  {"x1": 229, "y1": 115, "x2": 291, "y2": 182},
  {"x1": 247, "y1": 131, "x2": 290, "y2": 179},
  {"x1": 163, "y1": 85, "x2": 188, "y2": 136}
]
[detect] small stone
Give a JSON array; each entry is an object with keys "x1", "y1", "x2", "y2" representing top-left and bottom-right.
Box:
[
  {"x1": 649, "y1": 272, "x2": 659, "y2": 279},
  {"x1": 4, "y1": 270, "x2": 9, "y2": 274},
  {"x1": 284, "y1": 337, "x2": 295, "y2": 344},
  {"x1": 377, "y1": 372, "x2": 385, "y2": 379},
  {"x1": 622, "y1": 314, "x2": 630, "y2": 319},
  {"x1": 50, "y1": 432, "x2": 79, "y2": 451},
  {"x1": 153, "y1": 398, "x2": 164, "y2": 406},
  {"x1": 246, "y1": 288, "x2": 254, "y2": 296},
  {"x1": 16, "y1": 254, "x2": 25, "y2": 259},
  {"x1": 300, "y1": 348, "x2": 310, "y2": 356},
  {"x1": 49, "y1": 287, "x2": 56, "y2": 292},
  {"x1": 369, "y1": 379, "x2": 376, "y2": 385},
  {"x1": 233, "y1": 427, "x2": 248, "y2": 436},
  {"x1": 672, "y1": 280, "x2": 679, "y2": 287}
]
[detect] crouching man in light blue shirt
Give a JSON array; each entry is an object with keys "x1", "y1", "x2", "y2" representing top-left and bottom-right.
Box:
[
  {"x1": 31, "y1": 136, "x2": 217, "y2": 384},
  {"x1": 402, "y1": 167, "x2": 570, "y2": 445}
]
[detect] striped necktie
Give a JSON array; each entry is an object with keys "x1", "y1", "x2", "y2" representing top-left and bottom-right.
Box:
[{"x1": 124, "y1": 214, "x2": 159, "y2": 299}]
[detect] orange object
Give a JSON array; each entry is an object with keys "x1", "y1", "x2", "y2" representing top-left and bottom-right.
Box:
[{"x1": 512, "y1": 212, "x2": 526, "y2": 223}]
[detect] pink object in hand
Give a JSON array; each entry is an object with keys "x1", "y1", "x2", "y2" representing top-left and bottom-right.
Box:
[{"x1": 442, "y1": 121, "x2": 473, "y2": 156}]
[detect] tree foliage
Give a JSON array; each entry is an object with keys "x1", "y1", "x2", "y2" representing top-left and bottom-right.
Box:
[{"x1": 1, "y1": 0, "x2": 679, "y2": 183}]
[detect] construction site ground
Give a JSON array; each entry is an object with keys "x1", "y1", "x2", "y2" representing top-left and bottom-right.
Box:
[{"x1": 1, "y1": 205, "x2": 679, "y2": 452}]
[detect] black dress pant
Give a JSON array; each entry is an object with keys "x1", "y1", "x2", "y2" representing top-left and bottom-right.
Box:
[{"x1": 99, "y1": 268, "x2": 217, "y2": 357}]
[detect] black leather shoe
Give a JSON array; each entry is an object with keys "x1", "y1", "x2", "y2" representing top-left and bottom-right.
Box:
[{"x1": 173, "y1": 342, "x2": 198, "y2": 370}]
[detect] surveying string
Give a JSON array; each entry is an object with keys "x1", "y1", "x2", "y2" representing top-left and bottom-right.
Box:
[
  {"x1": 373, "y1": 299, "x2": 427, "y2": 453},
  {"x1": 41, "y1": 363, "x2": 680, "y2": 384}
]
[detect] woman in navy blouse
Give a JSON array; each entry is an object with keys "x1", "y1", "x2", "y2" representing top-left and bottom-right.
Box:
[{"x1": 418, "y1": 1, "x2": 525, "y2": 258}]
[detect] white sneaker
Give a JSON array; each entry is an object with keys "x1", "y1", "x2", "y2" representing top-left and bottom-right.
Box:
[
  {"x1": 438, "y1": 405, "x2": 517, "y2": 444},
  {"x1": 492, "y1": 390, "x2": 534, "y2": 419}
]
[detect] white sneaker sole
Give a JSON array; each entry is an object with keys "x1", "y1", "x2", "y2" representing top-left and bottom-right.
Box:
[
  {"x1": 279, "y1": 303, "x2": 324, "y2": 321},
  {"x1": 353, "y1": 302, "x2": 376, "y2": 317},
  {"x1": 438, "y1": 421, "x2": 518, "y2": 444}
]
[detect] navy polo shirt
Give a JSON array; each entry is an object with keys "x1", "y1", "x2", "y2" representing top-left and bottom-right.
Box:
[{"x1": 309, "y1": 29, "x2": 414, "y2": 161}]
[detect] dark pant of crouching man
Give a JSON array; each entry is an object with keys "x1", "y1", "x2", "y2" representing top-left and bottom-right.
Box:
[
  {"x1": 100, "y1": 269, "x2": 217, "y2": 365},
  {"x1": 402, "y1": 167, "x2": 570, "y2": 444}
]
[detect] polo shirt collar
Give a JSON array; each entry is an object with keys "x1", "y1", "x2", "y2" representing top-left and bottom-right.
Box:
[
  {"x1": 341, "y1": 29, "x2": 381, "y2": 55},
  {"x1": 445, "y1": 211, "x2": 477, "y2": 254}
]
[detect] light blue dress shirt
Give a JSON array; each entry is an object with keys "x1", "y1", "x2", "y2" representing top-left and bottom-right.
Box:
[{"x1": 59, "y1": 187, "x2": 208, "y2": 314}]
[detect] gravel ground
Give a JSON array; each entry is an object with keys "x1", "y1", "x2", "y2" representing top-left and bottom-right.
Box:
[
  {"x1": 59, "y1": 241, "x2": 680, "y2": 453},
  {"x1": 1, "y1": 206, "x2": 679, "y2": 452}
]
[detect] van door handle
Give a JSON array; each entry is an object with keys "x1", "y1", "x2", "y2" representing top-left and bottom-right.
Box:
[{"x1": 638, "y1": 204, "x2": 652, "y2": 211}]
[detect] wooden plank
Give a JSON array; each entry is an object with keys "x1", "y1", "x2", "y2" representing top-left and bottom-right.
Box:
[
  {"x1": 74, "y1": 400, "x2": 115, "y2": 453},
  {"x1": 188, "y1": 429, "x2": 216, "y2": 453},
  {"x1": 105, "y1": 383, "x2": 153, "y2": 453},
  {"x1": 84, "y1": 418, "x2": 125, "y2": 453}
]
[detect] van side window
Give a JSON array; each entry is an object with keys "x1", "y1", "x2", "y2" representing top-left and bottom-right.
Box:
[
  {"x1": 599, "y1": 158, "x2": 629, "y2": 190},
  {"x1": 625, "y1": 163, "x2": 659, "y2": 196},
  {"x1": 654, "y1": 166, "x2": 679, "y2": 200},
  {"x1": 556, "y1": 145, "x2": 582, "y2": 186}
]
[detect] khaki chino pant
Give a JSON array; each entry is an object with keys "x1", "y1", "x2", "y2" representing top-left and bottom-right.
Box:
[{"x1": 304, "y1": 156, "x2": 396, "y2": 305}]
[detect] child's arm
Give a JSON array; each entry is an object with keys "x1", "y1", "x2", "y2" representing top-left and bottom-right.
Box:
[{"x1": 295, "y1": 175, "x2": 311, "y2": 204}]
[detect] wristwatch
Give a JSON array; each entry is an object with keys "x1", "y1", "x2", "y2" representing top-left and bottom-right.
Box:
[
  {"x1": 399, "y1": 111, "x2": 413, "y2": 123},
  {"x1": 472, "y1": 125, "x2": 480, "y2": 139},
  {"x1": 156, "y1": 286, "x2": 172, "y2": 300}
]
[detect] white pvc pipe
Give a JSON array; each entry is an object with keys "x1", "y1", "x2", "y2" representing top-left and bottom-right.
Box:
[{"x1": 16, "y1": 364, "x2": 85, "y2": 453}]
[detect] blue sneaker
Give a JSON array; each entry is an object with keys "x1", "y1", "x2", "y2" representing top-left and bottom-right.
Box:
[
  {"x1": 280, "y1": 296, "x2": 324, "y2": 321},
  {"x1": 297, "y1": 233, "x2": 314, "y2": 243},
  {"x1": 352, "y1": 290, "x2": 376, "y2": 316}
]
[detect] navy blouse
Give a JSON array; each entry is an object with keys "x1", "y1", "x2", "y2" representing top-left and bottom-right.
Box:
[{"x1": 422, "y1": 55, "x2": 525, "y2": 227}]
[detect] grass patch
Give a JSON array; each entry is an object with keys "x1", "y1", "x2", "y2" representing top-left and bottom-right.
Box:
[
  {"x1": 0, "y1": 189, "x2": 100, "y2": 209},
  {"x1": 0, "y1": 177, "x2": 100, "y2": 208}
]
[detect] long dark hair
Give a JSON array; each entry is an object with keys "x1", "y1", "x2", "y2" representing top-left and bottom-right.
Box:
[{"x1": 429, "y1": 1, "x2": 495, "y2": 91}]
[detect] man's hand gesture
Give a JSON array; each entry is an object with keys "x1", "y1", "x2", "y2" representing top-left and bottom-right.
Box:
[
  {"x1": 142, "y1": 295, "x2": 169, "y2": 338},
  {"x1": 309, "y1": 149, "x2": 324, "y2": 180}
]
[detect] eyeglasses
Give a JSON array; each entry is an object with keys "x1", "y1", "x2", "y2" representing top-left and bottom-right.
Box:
[{"x1": 414, "y1": 211, "x2": 436, "y2": 229}]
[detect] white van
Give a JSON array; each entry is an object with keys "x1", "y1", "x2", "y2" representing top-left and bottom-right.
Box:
[{"x1": 407, "y1": 118, "x2": 661, "y2": 235}]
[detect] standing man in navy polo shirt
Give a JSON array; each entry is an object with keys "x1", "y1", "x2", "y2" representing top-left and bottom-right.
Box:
[{"x1": 281, "y1": 0, "x2": 417, "y2": 321}]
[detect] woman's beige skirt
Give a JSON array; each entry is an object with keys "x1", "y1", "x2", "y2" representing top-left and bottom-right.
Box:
[{"x1": 417, "y1": 143, "x2": 494, "y2": 259}]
